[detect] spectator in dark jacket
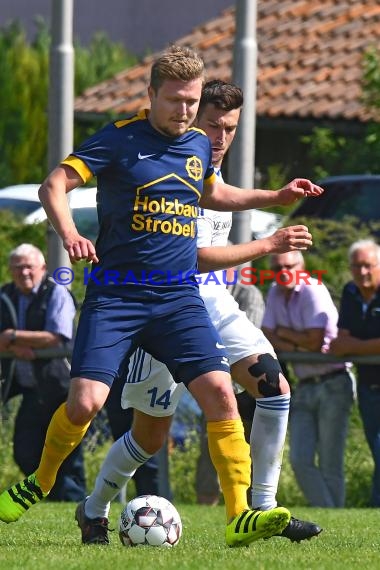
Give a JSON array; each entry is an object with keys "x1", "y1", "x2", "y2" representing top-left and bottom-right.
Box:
[
  {"x1": 0, "y1": 243, "x2": 85, "y2": 501},
  {"x1": 330, "y1": 239, "x2": 380, "y2": 507}
]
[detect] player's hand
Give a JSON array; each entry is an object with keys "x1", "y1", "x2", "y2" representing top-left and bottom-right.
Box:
[
  {"x1": 63, "y1": 231, "x2": 99, "y2": 264},
  {"x1": 276, "y1": 178, "x2": 324, "y2": 205},
  {"x1": 266, "y1": 225, "x2": 313, "y2": 252}
]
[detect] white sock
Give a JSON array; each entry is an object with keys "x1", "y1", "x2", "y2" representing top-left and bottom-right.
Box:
[
  {"x1": 85, "y1": 431, "x2": 153, "y2": 519},
  {"x1": 250, "y1": 394, "x2": 290, "y2": 510}
]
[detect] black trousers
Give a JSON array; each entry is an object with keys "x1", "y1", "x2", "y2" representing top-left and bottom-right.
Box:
[{"x1": 13, "y1": 389, "x2": 86, "y2": 501}]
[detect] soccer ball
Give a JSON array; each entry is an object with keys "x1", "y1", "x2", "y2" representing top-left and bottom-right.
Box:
[{"x1": 119, "y1": 495, "x2": 182, "y2": 547}]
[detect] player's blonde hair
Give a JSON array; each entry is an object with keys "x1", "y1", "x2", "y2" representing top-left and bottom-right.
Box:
[{"x1": 150, "y1": 45, "x2": 205, "y2": 92}]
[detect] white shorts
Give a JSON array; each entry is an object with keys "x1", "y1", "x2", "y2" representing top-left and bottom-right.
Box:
[
  {"x1": 201, "y1": 289, "x2": 275, "y2": 365},
  {"x1": 121, "y1": 348, "x2": 186, "y2": 417},
  {"x1": 121, "y1": 288, "x2": 276, "y2": 416}
]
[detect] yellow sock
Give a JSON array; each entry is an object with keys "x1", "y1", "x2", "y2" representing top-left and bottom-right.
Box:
[
  {"x1": 207, "y1": 419, "x2": 251, "y2": 521},
  {"x1": 36, "y1": 403, "x2": 90, "y2": 493}
]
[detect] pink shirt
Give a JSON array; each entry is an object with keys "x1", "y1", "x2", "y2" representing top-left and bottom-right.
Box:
[{"x1": 262, "y1": 278, "x2": 343, "y2": 380}]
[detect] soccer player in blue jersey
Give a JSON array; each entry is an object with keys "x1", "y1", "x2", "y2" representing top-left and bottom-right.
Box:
[
  {"x1": 75, "y1": 79, "x2": 321, "y2": 545},
  {"x1": 0, "y1": 45, "x2": 323, "y2": 547}
]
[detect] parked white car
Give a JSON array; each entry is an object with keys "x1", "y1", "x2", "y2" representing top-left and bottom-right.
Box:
[
  {"x1": 0, "y1": 184, "x2": 282, "y2": 242},
  {"x1": 250, "y1": 209, "x2": 283, "y2": 239},
  {"x1": 0, "y1": 184, "x2": 99, "y2": 240}
]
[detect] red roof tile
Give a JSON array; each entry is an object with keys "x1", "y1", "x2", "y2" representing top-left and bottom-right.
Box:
[{"x1": 75, "y1": 0, "x2": 380, "y2": 122}]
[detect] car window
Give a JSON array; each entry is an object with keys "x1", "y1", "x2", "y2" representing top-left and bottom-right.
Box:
[
  {"x1": 0, "y1": 198, "x2": 39, "y2": 216},
  {"x1": 72, "y1": 207, "x2": 99, "y2": 241},
  {"x1": 317, "y1": 181, "x2": 380, "y2": 221},
  {"x1": 290, "y1": 178, "x2": 380, "y2": 221}
]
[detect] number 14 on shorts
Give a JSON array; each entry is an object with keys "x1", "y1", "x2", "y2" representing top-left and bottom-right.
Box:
[{"x1": 147, "y1": 387, "x2": 172, "y2": 410}]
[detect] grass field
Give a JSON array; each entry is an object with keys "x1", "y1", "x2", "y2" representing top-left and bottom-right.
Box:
[{"x1": 0, "y1": 503, "x2": 378, "y2": 570}]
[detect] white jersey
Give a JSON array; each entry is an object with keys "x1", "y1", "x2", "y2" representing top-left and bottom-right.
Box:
[
  {"x1": 197, "y1": 168, "x2": 231, "y2": 298},
  {"x1": 122, "y1": 167, "x2": 275, "y2": 416}
]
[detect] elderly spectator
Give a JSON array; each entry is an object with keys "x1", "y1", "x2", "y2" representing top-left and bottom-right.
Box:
[
  {"x1": 330, "y1": 239, "x2": 380, "y2": 507},
  {"x1": 0, "y1": 244, "x2": 85, "y2": 501}
]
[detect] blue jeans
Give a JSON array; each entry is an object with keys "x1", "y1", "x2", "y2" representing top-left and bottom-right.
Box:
[
  {"x1": 289, "y1": 371, "x2": 354, "y2": 507},
  {"x1": 357, "y1": 383, "x2": 380, "y2": 507}
]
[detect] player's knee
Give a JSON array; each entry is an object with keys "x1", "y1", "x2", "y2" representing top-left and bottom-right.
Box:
[
  {"x1": 132, "y1": 413, "x2": 171, "y2": 455},
  {"x1": 190, "y1": 375, "x2": 238, "y2": 420},
  {"x1": 248, "y1": 353, "x2": 285, "y2": 397},
  {"x1": 66, "y1": 399, "x2": 100, "y2": 425},
  {"x1": 132, "y1": 429, "x2": 166, "y2": 455},
  {"x1": 144, "y1": 424, "x2": 168, "y2": 452},
  {"x1": 66, "y1": 379, "x2": 108, "y2": 424}
]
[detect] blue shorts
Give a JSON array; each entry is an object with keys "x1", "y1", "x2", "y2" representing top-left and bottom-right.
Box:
[{"x1": 71, "y1": 286, "x2": 230, "y2": 386}]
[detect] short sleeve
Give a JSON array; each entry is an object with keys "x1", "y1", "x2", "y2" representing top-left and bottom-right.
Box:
[
  {"x1": 300, "y1": 282, "x2": 336, "y2": 329},
  {"x1": 45, "y1": 286, "x2": 76, "y2": 341},
  {"x1": 197, "y1": 209, "x2": 214, "y2": 248},
  {"x1": 64, "y1": 123, "x2": 120, "y2": 178}
]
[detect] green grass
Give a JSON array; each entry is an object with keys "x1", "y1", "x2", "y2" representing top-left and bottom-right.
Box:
[{"x1": 0, "y1": 504, "x2": 379, "y2": 570}]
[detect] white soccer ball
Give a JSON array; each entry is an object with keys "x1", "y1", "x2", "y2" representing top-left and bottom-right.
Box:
[{"x1": 119, "y1": 495, "x2": 182, "y2": 547}]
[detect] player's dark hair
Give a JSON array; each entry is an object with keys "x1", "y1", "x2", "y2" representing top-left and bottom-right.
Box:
[
  {"x1": 150, "y1": 45, "x2": 205, "y2": 92},
  {"x1": 198, "y1": 80, "x2": 243, "y2": 117}
]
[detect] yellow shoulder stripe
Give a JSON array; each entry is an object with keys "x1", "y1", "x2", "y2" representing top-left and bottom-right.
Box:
[
  {"x1": 115, "y1": 109, "x2": 148, "y2": 129},
  {"x1": 61, "y1": 156, "x2": 93, "y2": 183},
  {"x1": 189, "y1": 126, "x2": 207, "y2": 136},
  {"x1": 204, "y1": 171, "x2": 217, "y2": 185}
]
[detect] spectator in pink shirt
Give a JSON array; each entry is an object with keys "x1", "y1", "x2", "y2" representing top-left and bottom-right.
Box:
[{"x1": 262, "y1": 250, "x2": 355, "y2": 507}]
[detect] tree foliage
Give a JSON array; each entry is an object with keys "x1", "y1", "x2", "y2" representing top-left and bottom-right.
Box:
[
  {"x1": 0, "y1": 20, "x2": 136, "y2": 187},
  {"x1": 301, "y1": 48, "x2": 380, "y2": 179},
  {"x1": 0, "y1": 21, "x2": 49, "y2": 185},
  {"x1": 74, "y1": 31, "x2": 136, "y2": 96},
  {"x1": 284, "y1": 215, "x2": 380, "y2": 303},
  {"x1": 362, "y1": 46, "x2": 380, "y2": 112},
  {"x1": 301, "y1": 124, "x2": 380, "y2": 179}
]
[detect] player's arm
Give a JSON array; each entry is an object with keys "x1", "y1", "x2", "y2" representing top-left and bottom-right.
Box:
[
  {"x1": 197, "y1": 225, "x2": 312, "y2": 272},
  {"x1": 39, "y1": 164, "x2": 98, "y2": 263},
  {"x1": 199, "y1": 177, "x2": 324, "y2": 211}
]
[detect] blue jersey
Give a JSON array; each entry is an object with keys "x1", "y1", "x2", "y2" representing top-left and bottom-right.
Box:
[{"x1": 62, "y1": 110, "x2": 215, "y2": 290}]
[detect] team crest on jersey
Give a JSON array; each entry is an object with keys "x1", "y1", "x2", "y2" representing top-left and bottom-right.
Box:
[{"x1": 186, "y1": 156, "x2": 203, "y2": 181}]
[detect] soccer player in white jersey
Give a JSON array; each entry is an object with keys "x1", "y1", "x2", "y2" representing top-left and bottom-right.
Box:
[{"x1": 76, "y1": 79, "x2": 322, "y2": 544}]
